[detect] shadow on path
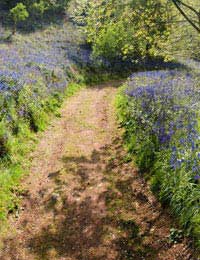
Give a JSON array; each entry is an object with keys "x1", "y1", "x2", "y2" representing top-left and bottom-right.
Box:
[{"x1": 27, "y1": 138, "x2": 187, "y2": 260}]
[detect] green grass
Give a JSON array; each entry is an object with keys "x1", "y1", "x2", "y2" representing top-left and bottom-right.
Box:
[
  {"x1": 0, "y1": 82, "x2": 84, "y2": 229},
  {"x1": 115, "y1": 85, "x2": 200, "y2": 249}
]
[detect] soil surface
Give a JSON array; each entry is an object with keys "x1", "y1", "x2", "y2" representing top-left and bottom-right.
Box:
[{"x1": 0, "y1": 82, "x2": 197, "y2": 259}]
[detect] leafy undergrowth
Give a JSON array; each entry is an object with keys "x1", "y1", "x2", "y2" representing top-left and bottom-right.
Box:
[
  {"x1": 116, "y1": 69, "x2": 200, "y2": 248},
  {"x1": 0, "y1": 82, "x2": 84, "y2": 225}
]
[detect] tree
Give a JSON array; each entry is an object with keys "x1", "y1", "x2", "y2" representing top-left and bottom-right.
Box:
[
  {"x1": 10, "y1": 3, "x2": 29, "y2": 34},
  {"x1": 171, "y1": 0, "x2": 200, "y2": 33},
  {"x1": 31, "y1": 1, "x2": 47, "y2": 17},
  {"x1": 85, "y1": 0, "x2": 171, "y2": 62}
]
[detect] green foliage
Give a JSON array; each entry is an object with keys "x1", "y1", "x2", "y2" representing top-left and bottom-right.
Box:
[
  {"x1": 64, "y1": 82, "x2": 85, "y2": 98},
  {"x1": 10, "y1": 2, "x2": 29, "y2": 33},
  {"x1": 0, "y1": 164, "x2": 22, "y2": 221},
  {"x1": 70, "y1": 0, "x2": 90, "y2": 25},
  {"x1": 0, "y1": 80, "x2": 84, "y2": 222},
  {"x1": 84, "y1": 0, "x2": 172, "y2": 62},
  {"x1": 0, "y1": 120, "x2": 13, "y2": 159},
  {"x1": 31, "y1": 1, "x2": 47, "y2": 16},
  {"x1": 164, "y1": 0, "x2": 200, "y2": 60},
  {"x1": 74, "y1": 0, "x2": 199, "y2": 61},
  {"x1": 2, "y1": 0, "x2": 70, "y2": 9},
  {"x1": 116, "y1": 84, "x2": 200, "y2": 247},
  {"x1": 169, "y1": 228, "x2": 183, "y2": 244},
  {"x1": 1, "y1": 0, "x2": 71, "y2": 33},
  {"x1": 17, "y1": 83, "x2": 48, "y2": 131},
  {"x1": 116, "y1": 86, "x2": 157, "y2": 172},
  {"x1": 170, "y1": 0, "x2": 200, "y2": 33}
]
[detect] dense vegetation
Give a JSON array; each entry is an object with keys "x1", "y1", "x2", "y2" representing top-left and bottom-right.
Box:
[
  {"x1": 1, "y1": 0, "x2": 69, "y2": 10},
  {"x1": 116, "y1": 69, "x2": 200, "y2": 245},
  {"x1": 72, "y1": 0, "x2": 199, "y2": 62},
  {"x1": 0, "y1": 0, "x2": 70, "y2": 34},
  {"x1": 0, "y1": 0, "x2": 200, "y2": 250},
  {"x1": 86, "y1": 0, "x2": 171, "y2": 62}
]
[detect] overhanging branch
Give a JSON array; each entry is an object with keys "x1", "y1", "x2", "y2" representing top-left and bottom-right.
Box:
[{"x1": 171, "y1": 0, "x2": 200, "y2": 33}]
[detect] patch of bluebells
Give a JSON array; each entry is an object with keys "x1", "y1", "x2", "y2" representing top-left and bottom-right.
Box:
[
  {"x1": 0, "y1": 21, "x2": 92, "y2": 85},
  {"x1": 0, "y1": 22, "x2": 92, "y2": 125},
  {"x1": 126, "y1": 69, "x2": 200, "y2": 182}
]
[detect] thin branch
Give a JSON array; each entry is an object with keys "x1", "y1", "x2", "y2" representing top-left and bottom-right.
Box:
[
  {"x1": 171, "y1": 0, "x2": 200, "y2": 33},
  {"x1": 176, "y1": 0, "x2": 200, "y2": 17}
]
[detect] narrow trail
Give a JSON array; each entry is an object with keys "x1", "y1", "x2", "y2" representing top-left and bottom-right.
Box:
[{"x1": 0, "y1": 82, "x2": 195, "y2": 260}]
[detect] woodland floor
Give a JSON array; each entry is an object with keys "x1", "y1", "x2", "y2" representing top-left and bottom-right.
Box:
[{"x1": 0, "y1": 82, "x2": 197, "y2": 260}]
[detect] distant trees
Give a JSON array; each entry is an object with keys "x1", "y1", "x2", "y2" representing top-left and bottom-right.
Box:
[
  {"x1": 10, "y1": 3, "x2": 29, "y2": 34},
  {"x1": 0, "y1": 0, "x2": 71, "y2": 33},
  {"x1": 1, "y1": 0, "x2": 62, "y2": 9},
  {"x1": 1, "y1": 0, "x2": 71, "y2": 14},
  {"x1": 31, "y1": 1, "x2": 47, "y2": 17},
  {"x1": 72, "y1": 0, "x2": 199, "y2": 62}
]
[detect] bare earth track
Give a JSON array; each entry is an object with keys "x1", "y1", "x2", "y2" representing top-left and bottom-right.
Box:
[{"x1": 0, "y1": 83, "x2": 197, "y2": 259}]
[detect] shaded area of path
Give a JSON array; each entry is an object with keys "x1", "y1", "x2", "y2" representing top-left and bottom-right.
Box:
[{"x1": 0, "y1": 82, "x2": 196, "y2": 259}]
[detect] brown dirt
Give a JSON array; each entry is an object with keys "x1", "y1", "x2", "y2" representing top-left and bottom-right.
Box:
[{"x1": 0, "y1": 82, "x2": 198, "y2": 260}]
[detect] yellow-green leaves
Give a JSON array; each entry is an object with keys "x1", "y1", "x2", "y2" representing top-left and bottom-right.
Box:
[
  {"x1": 10, "y1": 2, "x2": 29, "y2": 34},
  {"x1": 85, "y1": 0, "x2": 172, "y2": 62}
]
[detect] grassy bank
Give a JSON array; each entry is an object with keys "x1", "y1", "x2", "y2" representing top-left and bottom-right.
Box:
[
  {"x1": 116, "y1": 69, "x2": 200, "y2": 247},
  {"x1": 0, "y1": 81, "x2": 85, "y2": 225}
]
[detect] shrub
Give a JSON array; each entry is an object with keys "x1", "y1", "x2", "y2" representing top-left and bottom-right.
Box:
[
  {"x1": 31, "y1": 1, "x2": 47, "y2": 17},
  {"x1": 10, "y1": 2, "x2": 29, "y2": 34},
  {"x1": 85, "y1": 0, "x2": 172, "y2": 62}
]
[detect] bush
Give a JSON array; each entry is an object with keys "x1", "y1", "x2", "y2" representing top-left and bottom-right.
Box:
[
  {"x1": 31, "y1": 1, "x2": 47, "y2": 17},
  {"x1": 10, "y1": 2, "x2": 29, "y2": 34},
  {"x1": 85, "y1": 0, "x2": 172, "y2": 62}
]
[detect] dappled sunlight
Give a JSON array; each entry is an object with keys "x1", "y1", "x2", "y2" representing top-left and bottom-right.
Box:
[{"x1": 0, "y1": 1, "x2": 199, "y2": 259}]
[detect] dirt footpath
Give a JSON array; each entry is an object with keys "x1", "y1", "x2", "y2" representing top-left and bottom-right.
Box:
[{"x1": 0, "y1": 82, "x2": 196, "y2": 260}]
